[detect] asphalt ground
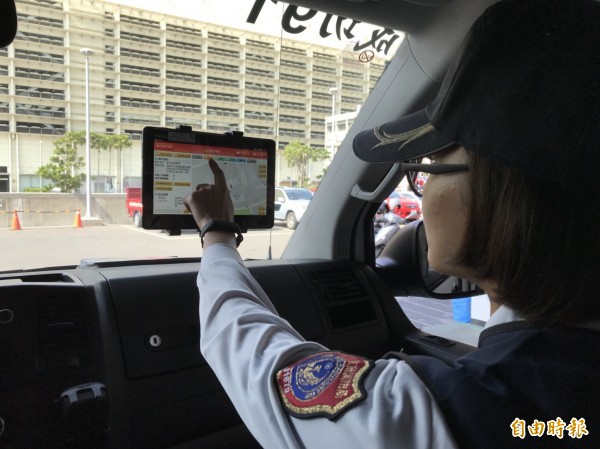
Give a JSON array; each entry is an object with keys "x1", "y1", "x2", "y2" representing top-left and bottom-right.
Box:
[
  {"x1": 1, "y1": 223, "x2": 471, "y2": 339},
  {"x1": 0, "y1": 223, "x2": 294, "y2": 272}
]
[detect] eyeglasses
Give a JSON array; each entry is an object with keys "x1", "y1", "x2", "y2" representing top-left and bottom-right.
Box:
[{"x1": 401, "y1": 161, "x2": 469, "y2": 197}]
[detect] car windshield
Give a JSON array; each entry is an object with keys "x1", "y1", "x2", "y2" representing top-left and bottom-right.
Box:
[
  {"x1": 286, "y1": 189, "x2": 313, "y2": 200},
  {"x1": 0, "y1": 0, "x2": 402, "y2": 271}
]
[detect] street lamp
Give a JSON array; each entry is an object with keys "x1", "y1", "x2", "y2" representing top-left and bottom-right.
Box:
[
  {"x1": 80, "y1": 48, "x2": 94, "y2": 219},
  {"x1": 328, "y1": 87, "x2": 339, "y2": 156}
]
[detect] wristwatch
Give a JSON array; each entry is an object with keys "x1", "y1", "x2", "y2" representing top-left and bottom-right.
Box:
[{"x1": 200, "y1": 219, "x2": 244, "y2": 247}]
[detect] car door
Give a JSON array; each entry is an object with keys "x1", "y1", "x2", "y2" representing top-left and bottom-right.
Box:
[{"x1": 274, "y1": 188, "x2": 287, "y2": 221}]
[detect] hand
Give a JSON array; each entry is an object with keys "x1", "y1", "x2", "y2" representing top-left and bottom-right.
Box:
[{"x1": 184, "y1": 159, "x2": 234, "y2": 230}]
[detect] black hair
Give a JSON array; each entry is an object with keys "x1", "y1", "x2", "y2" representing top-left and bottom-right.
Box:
[{"x1": 455, "y1": 150, "x2": 599, "y2": 325}]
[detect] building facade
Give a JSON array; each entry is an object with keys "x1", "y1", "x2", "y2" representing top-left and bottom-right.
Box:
[{"x1": 0, "y1": 0, "x2": 388, "y2": 193}]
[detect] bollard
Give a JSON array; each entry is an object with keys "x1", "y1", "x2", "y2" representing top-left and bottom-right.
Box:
[
  {"x1": 73, "y1": 209, "x2": 83, "y2": 228},
  {"x1": 10, "y1": 209, "x2": 21, "y2": 231}
]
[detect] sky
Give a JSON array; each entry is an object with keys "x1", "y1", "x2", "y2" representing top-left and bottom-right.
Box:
[{"x1": 104, "y1": 0, "x2": 402, "y2": 59}]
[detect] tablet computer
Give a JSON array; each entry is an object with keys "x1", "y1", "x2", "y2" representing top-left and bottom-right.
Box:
[{"x1": 142, "y1": 126, "x2": 275, "y2": 232}]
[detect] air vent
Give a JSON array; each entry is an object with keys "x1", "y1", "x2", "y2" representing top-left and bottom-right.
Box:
[
  {"x1": 308, "y1": 267, "x2": 378, "y2": 330},
  {"x1": 0, "y1": 273, "x2": 77, "y2": 284},
  {"x1": 309, "y1": 267, "x2": 368, "y2": 302},
  {"x1": 35, "y1": 294, "x2": 91, "y2": 372}
]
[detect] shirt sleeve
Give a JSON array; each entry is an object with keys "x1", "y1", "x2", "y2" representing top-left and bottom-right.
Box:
[{"x1": 198, "y1": 244, "x2": 458, "y2": 449}]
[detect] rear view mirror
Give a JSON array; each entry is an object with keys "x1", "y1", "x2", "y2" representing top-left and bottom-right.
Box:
[{"x1": 375, "y1": 220, "x2": 483, "y2": 299}]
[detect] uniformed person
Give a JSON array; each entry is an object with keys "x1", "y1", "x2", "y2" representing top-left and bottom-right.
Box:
[{"x1": 185, "y1": 0, "x2": 600, "y2": 447}]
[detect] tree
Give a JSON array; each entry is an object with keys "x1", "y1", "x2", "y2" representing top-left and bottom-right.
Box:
[
  {"x1": 282, "y1": 141, "x2": 330, "y2": 187},
  {"x1": 106, "y1": 133, "x2": 132, "y2": 193},
  {"x1": 37, "y1": 131, "x2": 86, "y2": 192},
  {"x1": 90, "y1": 132, "x2": 105, "y2": 176}
]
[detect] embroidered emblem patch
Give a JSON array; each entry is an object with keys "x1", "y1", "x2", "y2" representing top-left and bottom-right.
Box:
[{"x1": 275, "y1": 351, "x2": 373, "y2": 420}]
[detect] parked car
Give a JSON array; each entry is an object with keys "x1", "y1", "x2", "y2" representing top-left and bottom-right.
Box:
[
  {"x1": 274, "y1": 187, "x2": 313, "y2": 229},
  {"x1": 384, "y1": 191, "x2": 422, "y2": 221},
  {"x1": 125, "y1": 187, "x2": 143, "y2": 227}
]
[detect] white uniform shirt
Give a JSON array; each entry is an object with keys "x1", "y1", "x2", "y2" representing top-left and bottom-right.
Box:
[{"x1": 198, "y1": 244, "x2": 459, "y2": 449}]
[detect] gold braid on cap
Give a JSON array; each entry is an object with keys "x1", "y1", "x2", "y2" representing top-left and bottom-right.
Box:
[{"x1": 372, "y1": 123, "x2": 435, "y2": 151}]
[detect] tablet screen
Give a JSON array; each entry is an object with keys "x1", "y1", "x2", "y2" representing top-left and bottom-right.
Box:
[{"x1": 142, "y1": 126, "x2": 275, "y2": 231}]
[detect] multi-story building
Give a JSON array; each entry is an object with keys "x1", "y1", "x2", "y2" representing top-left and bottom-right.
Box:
[{"x1": 0, "y1": 0, "x2": 389, "y2": 193}]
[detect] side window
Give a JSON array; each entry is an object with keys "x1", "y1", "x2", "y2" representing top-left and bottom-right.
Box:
[
  {"x1": 396, "y1": 294, "x2": 491, "y2": 347},
  {"x1": 275, "y1": 190, "x2": 285, "y2": 203},
  {"x1": 375, "y1": 182, "x2": 489, "y2": 346}
]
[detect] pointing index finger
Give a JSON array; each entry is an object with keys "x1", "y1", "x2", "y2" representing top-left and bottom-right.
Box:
[{"x1": 209, "y1": 158, "x2": 227, "y2": 190}]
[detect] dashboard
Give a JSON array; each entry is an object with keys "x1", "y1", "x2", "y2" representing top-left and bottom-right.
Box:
[{"x1": 0, "y1": 258, "x2": 470, "y2": 448}]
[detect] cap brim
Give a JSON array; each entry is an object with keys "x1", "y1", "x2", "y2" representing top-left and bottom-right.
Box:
[
  {"x1": 353, "y1": 109, "x2": 455, "y2": 163},
  {"x1": 1, "y1": 0, "x2": 17, "y2": 48}
]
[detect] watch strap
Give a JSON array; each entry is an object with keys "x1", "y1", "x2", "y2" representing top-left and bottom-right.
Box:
[{"x1": 200, "y1": 219, "x2": 244, "y2": 247}]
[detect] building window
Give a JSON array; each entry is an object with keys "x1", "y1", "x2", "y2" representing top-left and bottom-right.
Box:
[
  {"x1": 246, "y1": 126, "x2": 274, "y2": 136},
  {"x1": 15, "y1": 104, "x2": 65, "y2": 118},
  {"x1": 167, "y1": 39, "x2": 202, "y2": 52},
  {"x1": 280, "y1": 73, "x2": 306, "y2": 83},
  {"x1": 280, "y1": 128, "x2": 305, "y2": 138},
  {"x1": 245, "y1": 96, "x2": 273, "y2": 107},
  {"x1": 121, "y1": 97, "x2": 160, "y2": 109},
  {"x1": 247, "y1": 39, "x2": 273, "y2": 49},
  {"x1": 14, "y1": 67, "x2": 64, "y2": 82},
  {"x1": 207, "y1": 32, "x2": 238, "y2": 43},
  {"x1": 166, "y1": 87, "x2": 202, "y2": 98},
  {"x1": 246, "y1": 53, "x2": 275, "y2": 63},
  {"x1": 246, "y1": 67, "x2": 274, "y2": 78},
  {"x1": 207, "y1": 47, "x2": 239, "y2": 58},
  {"x1": 206, "y1": 107, "x2": 238, "y2": 117},
  {"x1": 15, "y1": 31, "x2": 63, "y2": 45},
  {"x1": 123, "y1": 129, "x2": 143, "y2": 140},
  {"x1": 166, "y1": 54, "x2": 202, "y2": 67},
  {"x1": 15, "y1": 86, "x2": 65, "y2": 100},
  {"x1": 281, "y1": 101, "x2": 305, "y2": 111},
  {"x1": 207, "y1": 92, "x2": 239, "y2": 103},
  {"x1": 206, "y1": 62, "x2": 239, "y2": 74},
  {"x1": 166, "y1": 24, "x2": 203, "y2": 37},
  {"x1": 120, "y1": 81, "x2": 160, "y2": 93},
  {"x1": 120, "y1": 15, "x2": 159, "y2": 28},
  {"x1": 16, "y1": 122, "x2": 65, "y2": 135},
  {"x1": 245, "y1": 111, "x2": 274, "y2": 121},
  {"x1": 281, "y1": 60, "x2": 306, "y2": 70},
  {"x1": 166, "y1": 71, "x2": 202, "y2": 83},
  {"x1": 166, "y1": 102, "x2": 202, "y2": 114},
  {"x1": 120, "y1": 31, "x2": 160, "y2": 45},
  {"x1": 208, "y1": 77, "x2": 239, "y2": 88},
  {"x1": 121, "y1": 113, "x2": 161, "y2": 125},
  {"x1": 17, "y1": 13, "x2": 63, "y2": 28},
  {"x1": 121, "y1": 64, "x2": 160, "y2": 77},
  {"x1": 14, "y1": 49, "x2": 63, "y2": 64},
  {"x1": 120, "y1": 47, "x2": 160, "y2": 61},
  {"x1": 280, "y1": 115, "x2": 305, "y2": 125},
  {"x1": 245, "y1": 82, "x2": 272, "y2": 93},
  {"x1": 166, "y1": 117, "x2": 202, "y2": 127},
  {"x1": 311, "y1": 105, "x2": 330, "y2": 114},
  {"x1": 280, "y1": 87, "x2": 304, "y2": 97}
]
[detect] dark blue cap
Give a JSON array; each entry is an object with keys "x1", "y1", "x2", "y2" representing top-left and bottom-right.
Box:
[{"x1": 354, "y1": 0, "x2": 600, "y2": 194}]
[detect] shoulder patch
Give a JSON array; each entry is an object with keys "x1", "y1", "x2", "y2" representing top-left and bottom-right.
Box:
[{"x1": 275, "y1": 351, "x2": 374, "y2": 421}]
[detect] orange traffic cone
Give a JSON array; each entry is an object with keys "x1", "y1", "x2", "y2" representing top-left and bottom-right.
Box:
[
  {"x1": 73, "y1": 209, "x2": 83, "y2": 228},
  {"x1": 10, "y1": 209, "x2": 21, "y2": 231}
]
